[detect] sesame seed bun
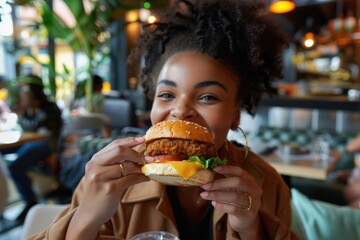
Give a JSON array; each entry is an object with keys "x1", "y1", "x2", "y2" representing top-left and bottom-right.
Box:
[{"x1": 144, "y1": 120, "x2": 214, "y2": 144}]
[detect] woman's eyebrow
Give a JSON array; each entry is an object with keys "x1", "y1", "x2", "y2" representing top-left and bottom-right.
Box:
[
  {"x1": 194, "y1": 80, "x2": 228, "y2": 92},
  {"x1": 157, "y1": 79, "x2": 177, "y2": 87}
]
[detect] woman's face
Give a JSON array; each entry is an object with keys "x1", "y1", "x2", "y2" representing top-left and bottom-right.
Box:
[
  {"x1": 20, "y1": 85, "x2": 34, "y2": 109},
  {"x1": 150, "y1": 51, "x2": 240, "y2": 150}
]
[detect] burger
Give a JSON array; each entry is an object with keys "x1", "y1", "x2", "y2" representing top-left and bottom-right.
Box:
[{"x1": 141, "y1": 120, "x2": 227, "y2": 186}]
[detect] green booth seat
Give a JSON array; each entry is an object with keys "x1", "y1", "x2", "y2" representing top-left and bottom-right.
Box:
[{"x1": 253, "y1": 126, "x2": 357, "y2": 172}]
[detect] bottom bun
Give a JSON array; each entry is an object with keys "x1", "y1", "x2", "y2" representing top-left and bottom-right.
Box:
[{"x1": 141, "y1": 162, "x2": 214, "y2": 186}]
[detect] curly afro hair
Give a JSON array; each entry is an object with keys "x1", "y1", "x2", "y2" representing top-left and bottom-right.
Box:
[{"x1": 130, "y1": 0, "x2": 289, "y2": 115}]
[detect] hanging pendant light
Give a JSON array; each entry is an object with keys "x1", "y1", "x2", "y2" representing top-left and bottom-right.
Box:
[
  {"x1": 303, "y1": 32, "x2": 315, "y2": 48},
  {"x1": 269, "y1": 0, "x2": 296, "y2": 14}
]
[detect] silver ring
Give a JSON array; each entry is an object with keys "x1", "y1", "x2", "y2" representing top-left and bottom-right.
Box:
[{"x1": 119, "y1": 163, "x2": 126, "y2": 177}]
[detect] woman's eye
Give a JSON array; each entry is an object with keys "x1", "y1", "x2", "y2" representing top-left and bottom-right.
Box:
[
  {"x1": 199, "y1": 94, "x2": 218, "y2": 102},
  {"x1": 157, "y1": 92, "x2": 174, "y2": 100}
]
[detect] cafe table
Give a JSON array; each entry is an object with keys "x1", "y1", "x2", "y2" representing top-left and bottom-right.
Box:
[
  {"x1": 261, "y1": 151, "x2": 338, "y2": 181},
  {"x1": 0, "y1": 130, "x2": 47, "y2": 234},
  {"x1": 0, "y1": 131, "x2": 46, "y2": 151}
]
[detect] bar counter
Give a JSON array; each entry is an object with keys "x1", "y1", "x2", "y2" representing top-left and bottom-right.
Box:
[
  {"x1": 260, "y1": 95, "x2": 360, "y2": 111},
  {"x1": 259, "y1": 94, "x2": 360, "y2": 133}
]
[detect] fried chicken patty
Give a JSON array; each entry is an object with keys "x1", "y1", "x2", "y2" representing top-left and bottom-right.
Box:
[{"x1": 146, "y1": 139, "x2": 217, "y2": 159}]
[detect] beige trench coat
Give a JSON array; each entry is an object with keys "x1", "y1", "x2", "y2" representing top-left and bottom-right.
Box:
[{"x1": 29, "y1": 141, "x2": 299, "y2": 240}]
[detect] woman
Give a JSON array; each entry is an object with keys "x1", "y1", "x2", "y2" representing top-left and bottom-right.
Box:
[
  {"x1": 6, "y1": 76, "x2": 62, "y2": 222},
  {"x1": 340, "y1": 134, "x2": 360, "y2": 208},
  {"x1": 30, "y1": 1, "x2": 297, "y2": 239}
]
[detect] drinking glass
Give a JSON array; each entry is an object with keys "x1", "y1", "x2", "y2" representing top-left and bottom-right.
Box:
[
  {"x1": 130, "y1": 231, "x2": 180, "y2": 240},
  {"x1": 311, "y1": 134, "x2": 331, "y2": 161}
]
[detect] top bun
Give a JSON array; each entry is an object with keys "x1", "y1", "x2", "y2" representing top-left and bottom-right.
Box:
[{"x1": 145, "y1": 120, "x2": 214, "y2": 144}]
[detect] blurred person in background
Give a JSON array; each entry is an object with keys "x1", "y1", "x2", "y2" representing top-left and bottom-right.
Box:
[
  {"x1": 346, "y1": 134, "x2": 360, "y2": 154},
  {"x1": 3, "y1": 74, "x2": 63, "y2": 222},
  {"x1": 71, "y1": 74, "x2": 105, "y2": 115},
  {"x1": 0, "y1": 75, "x2": 10, "y2": 123},
  {"x1": 70, "y1": 74, "x2": 111, "y2": 136},
  {"x1": 342, "y1": 134, "x2": 360, "y2": 208}
]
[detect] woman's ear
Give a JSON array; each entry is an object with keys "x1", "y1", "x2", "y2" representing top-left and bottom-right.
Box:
[{"x1": 231, "y1": 108, "x2": 240, "y2": 130}]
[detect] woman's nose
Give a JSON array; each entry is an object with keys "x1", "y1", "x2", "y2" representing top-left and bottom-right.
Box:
[{"x1": 170, "y1": 98, "x2": 196, "y2": 120}]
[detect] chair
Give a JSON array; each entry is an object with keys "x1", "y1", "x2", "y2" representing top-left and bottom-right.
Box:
[
  {"x1": 103, "y1": 98, "x2": 137, "y2": 132},
  {"x1": 64, "y1": 114, "x2": 111, "y2": 133},
  {"x1": 24, "y1": 116, "x2": 106, "y2": 203},
  {"x1": 0, "y1": 156, "x2": 8, "y2": 216},
  {"x1": 21, "y1": 203, "x2": 69, "y2": 239}
]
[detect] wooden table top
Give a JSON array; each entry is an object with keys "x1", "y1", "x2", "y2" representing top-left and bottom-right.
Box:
[
  {"x1": 261, "y1": 151, "x2": 339, "y2": 180},
  {"x1": 0, "y1": 131, "x2": 47, "y2": 150}
]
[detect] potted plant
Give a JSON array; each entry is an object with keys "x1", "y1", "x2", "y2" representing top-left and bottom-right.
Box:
[{"x1": 12, "y1": 0, "x2": 138, "y2": 112}]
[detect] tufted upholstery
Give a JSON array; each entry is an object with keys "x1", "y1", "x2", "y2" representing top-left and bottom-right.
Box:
[
  {"x1": 77, "y1": 136, "x2": 113, "y2": 155},
  {"x1": 76, "y1": 127, "x2": 147, "y2": 155},
  {"x1": 255, "y1": 126, "x2": 355, "y2": 150},
  {"x1": 254, "y1": 126, "x2": 357, "y2": 172}
]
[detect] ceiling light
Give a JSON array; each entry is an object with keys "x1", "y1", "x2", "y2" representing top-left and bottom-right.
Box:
[
  {"x1": 125, "y1": 10, "x2": 139, "y2": 23},
  {"x1": 269, "y1": 0, "x2": 296, "y2": 14},
  {"x1": 303, "y1": 32, "x2": 315, "y2": 48},
  {"x1": 147, "y1": 15, "x2": 157, "y2": 24}
]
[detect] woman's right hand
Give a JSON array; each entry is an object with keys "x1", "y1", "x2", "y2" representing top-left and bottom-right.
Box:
[{"x1": 66, "y1": 137, "x2": 150, "y2": 239}]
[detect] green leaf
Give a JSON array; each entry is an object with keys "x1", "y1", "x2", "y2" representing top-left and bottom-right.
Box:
[
  {"x1": 188, "y1": 156, "x2": 227, "y2": 170},
  {"x1": 12, "y1": 0, "x2": 35, "y2": 6},
  {"x1": 17, "y1": 75, "x2": 43, "y2": 86},
  {"x1": 63, "y1": 64, "x2": 71, "y2": 75},
  {"x1": 41, "y1": 2, "x2": 73, "y2": 39},
  {"x1": 62, "y1": 0, "x2": 86, "y2": 21}
]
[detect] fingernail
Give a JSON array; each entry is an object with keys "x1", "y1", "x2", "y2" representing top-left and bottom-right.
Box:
[
  {"x1": 144, "y1": 156, "x2": 154, "y2": 162},
  {"x1": 200, "y1": 192, "x2": 208, "y2": 198},
  {"x1": 202, "y1": 184, "x2": 210, "y2": 190},
  {"x1": 214, "y1": 166, "x2": 223, "y2": 172},
  {"x1": 134, "y1": 137, "x2": 145, "y2": 142}
]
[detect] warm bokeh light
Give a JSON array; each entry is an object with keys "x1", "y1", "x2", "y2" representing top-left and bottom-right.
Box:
[
  {"x1": 0, "y1": 89, "x2": 8, "y2": 101},
  {"x1": 126, "y1": 22, "x2": 140, "y2": 39},
  {"x1": 303, "y1": 32, "x2": 315, "y2": 48},
  {"x1": 102, "y1": 82, "x2": 111, "y2": 93},
  {"x1": 304, "y1": 38, "x2": 315, "y2": 48},
  {"x1": 128, "y1": 77, "x2": 138, "y2": 89},
  {"x1": 125, "y1": 10, "x2": 139, "y2": 23},
  {"x1": 139, "y1": 9, "x2": 151, "y2": 22},
  {"x1": 147, "y1": 15, "x2": 157, "y2": 24},
  {"x1": 269, "y1": 0, "x2": 296, "y2": 14}
]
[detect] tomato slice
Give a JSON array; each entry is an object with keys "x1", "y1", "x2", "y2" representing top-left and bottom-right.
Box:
[{"x1": 151, "y1": 155, "x2": 184, "y2": 163}]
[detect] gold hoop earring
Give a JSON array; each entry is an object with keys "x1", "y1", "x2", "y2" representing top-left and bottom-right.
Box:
[{"x1": 237, "y1": 127, "x2": 249, "y2": 160}]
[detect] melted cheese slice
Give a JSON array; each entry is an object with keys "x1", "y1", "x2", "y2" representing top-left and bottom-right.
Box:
[{"x1": 169, "y1": 161, "x2": 203, "y2": 180}]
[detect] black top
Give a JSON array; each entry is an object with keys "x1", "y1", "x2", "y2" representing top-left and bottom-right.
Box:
[
  {"x1": 19, "y1": 101, "x2": 62, "y2": 152},
  {"x1": 167, "y1": 186, "x2": 214, "y2": 240}
]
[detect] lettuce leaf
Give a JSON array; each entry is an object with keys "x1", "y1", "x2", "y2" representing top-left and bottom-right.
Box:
[{"x1": 188, "y1": 156, "x2": 227, "y2": 169}]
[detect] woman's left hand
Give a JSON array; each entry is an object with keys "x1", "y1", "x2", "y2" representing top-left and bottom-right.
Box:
[{"x1": 200, "y1": 165, "x2": 263, "y2": 236}]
